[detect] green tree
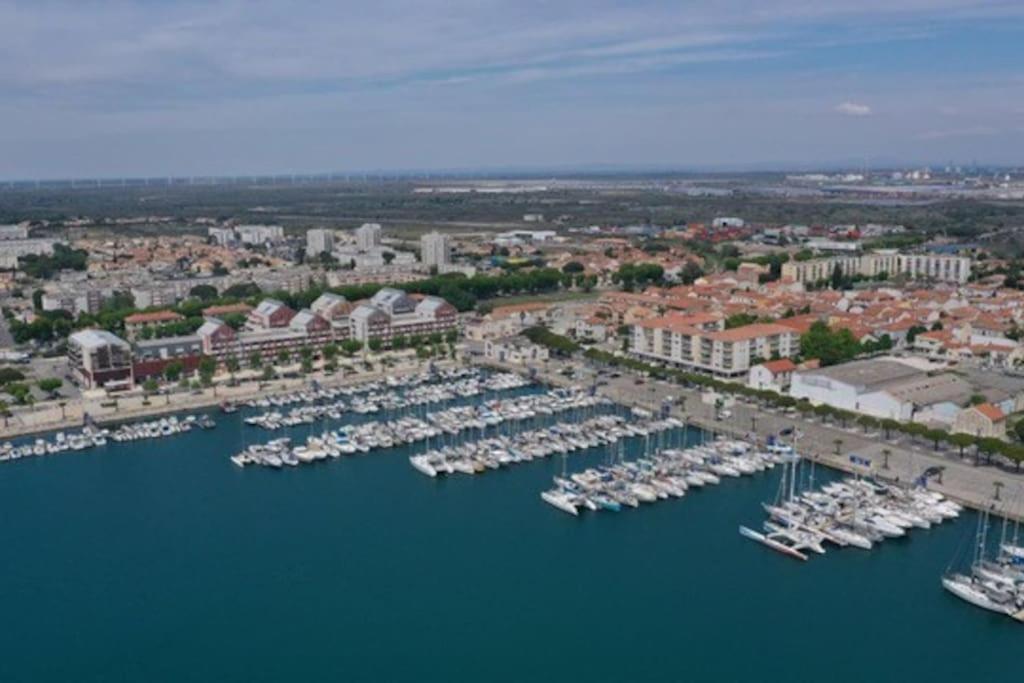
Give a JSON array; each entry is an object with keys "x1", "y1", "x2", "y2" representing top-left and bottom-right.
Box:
[
  {"x1": 880, "y1": 418, "x2": 900, "y2": 440},
  {"x1": 800, "y1": 321, "x2": 861, "y2": 366},
  {"x1": 36, "y1": 377, "x2": 63, "y2": 397},
  {"x1": 225, "y1": 355, "x2": 241, "y2": 374},
  {"x1": 142, "y1": 378, "x2": 159, "y2": 395},
  {"x1": 198, "y1": 356, "x2": 217, "y2": 385},
  {"x1": 562, "y1": 261, "x2": 584, "y2": 274},
  {"x1": 248, "y1": 351, "x2": 262, "y2": 368},
  {"x1": 830, "y1": 263, "x2": 844, "y2": 290},
  {"x1": 341, "y1": 339, "x2": 363, "y2": 357},
  {"x1": 368, "y1": 338, "x2": 383, "y2": 352},
  {"x1": 276, "y1": 350, "x2": 291, "y2": 365},
  {"x1": 923, "y1": 428, "x2": 947, "y2": 450},
  {"x1": 164, "y1": 360, "x2": 184, "y2": 383},
  {"x1": 189, "y1": 284, "x2": 218, "y2": 301},
  {"x1": 949, "y1": 432, "x2": 975, "y2": 458}
]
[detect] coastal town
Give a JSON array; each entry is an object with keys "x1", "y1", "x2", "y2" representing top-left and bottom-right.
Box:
[{"x1": 2, "y1": 175, "x2": 1024, "y2": 627}]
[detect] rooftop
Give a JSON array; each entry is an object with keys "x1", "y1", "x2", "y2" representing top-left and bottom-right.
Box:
[
  {"x1": 69, "y1": 329, "x2": 130, "y2": 350},
  {"x1": 798, "y1": 358, "x2": 922, "y2": 392},
  {"x1": 124, "y1": 310, "x2": 183, "y2": 324}
]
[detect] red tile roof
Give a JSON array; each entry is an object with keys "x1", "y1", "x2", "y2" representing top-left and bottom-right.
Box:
[
  {"x1": 124, "y1": 310, "x2": 183, "y2": 324},
  {"x1": 974, "y1": 403, "x2": 1005, "y2": 422},
  {"x1": 760, "y1": 359, "x2": 796, "y2": 374}
]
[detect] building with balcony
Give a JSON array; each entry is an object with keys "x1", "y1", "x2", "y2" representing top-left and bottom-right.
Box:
[
  {"x1": 781, "y1": 251, "x2": 971, "y2": 285},
  {"x1": 68, "y1": 329, "x2": 133, "y2": 390},
  {"x1": 632, "y1": 316, "x2": 797, "y2": 377}
]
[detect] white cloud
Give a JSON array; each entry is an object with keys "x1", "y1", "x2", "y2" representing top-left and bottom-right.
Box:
[{"x1": 835, "y1": 101, "x2": 873, "y2": 116}]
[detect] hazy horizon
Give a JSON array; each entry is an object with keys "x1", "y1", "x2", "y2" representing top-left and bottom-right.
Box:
[{"x1": 3, "y1": 1, "x2": 1024, "y2": 180}]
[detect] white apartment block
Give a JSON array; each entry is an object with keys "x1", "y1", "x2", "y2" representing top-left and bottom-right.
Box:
[
  {"x1": 0, "y1": 224, "x2": 30, "y2": 240},
  {"x1": 420, "y1": 231, "x2": 450, "y2": 268},
  {"x1": 306, "y1": 228, "x2": 335, "y2": 257},
  {"x1": 632, "y1": 319, "x2": 797, "y2": 377},
  {"x1": 781, "y1": 251, "x2": 971, "y2": 285},
  {"x1": 235, "y1": 224, "x2": 284, "y2": 245},
  {"x1": 355, "y1": 223, "x2": 382, "y2": 251},
  {"x1": 0, "y1": 239, "x2": 58, "y2": 269}
]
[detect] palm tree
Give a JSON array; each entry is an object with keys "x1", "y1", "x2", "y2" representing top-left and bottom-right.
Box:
[
  {"x1": 882, "y1": 448, "x2": 891, "y2": 470},
  {"x1": 833, "y1": 438, "x2": 843, "y2": 456}
]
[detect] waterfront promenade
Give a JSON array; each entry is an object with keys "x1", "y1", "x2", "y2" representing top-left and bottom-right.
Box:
[
  {"x1": 0, "y1": 356, "x2": 457, "y2": 439},
  {"x1": 499, "y1": 358, "x2": 1024, "y2": 521}
]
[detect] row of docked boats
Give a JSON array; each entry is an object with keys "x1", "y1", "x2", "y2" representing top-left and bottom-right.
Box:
[
  {"x1": 740, "y1": 454, "x2": 962, "y2": 561},
  {"x1": 409, "y1": 414, "x2": 680, "y2": 477},
  {"x1": 426, "y1": 389, "x2": 612, "y2": 435},
  {"x1": 243, "y1": 371, "x2": 530, "y2": 430},
  {"x1": 942, "y1": 506, "x2": 1024, "y2": 622},
  {"x1": 232, "y1": 414, "x2": 443, "y2": 467},
  {"x1": 540, "y1": 437, "x2": 782, "y2": 516},
  {"x1": 242, "y1": 367, "x2": 515, "y2": 411},
  {"x1": 0, "y1": 414, "x2": 215, "y2": 462},
  {"x1": 232, "y1": 388, "x2": 615, "y2": 468}
]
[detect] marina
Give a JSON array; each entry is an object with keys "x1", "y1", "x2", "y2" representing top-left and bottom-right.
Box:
[
  {"x1": 740, "y1": 453, "x2": 963, "y2": 561},
  {"x1": 0, "y1": 413, "x2": 215, "y2": 462},
  {"x1": 409, "y1": 412, "x2": 681, "y2": 477},
  {"x1": 231, "y1": 386, "x2": 611, "y2": 468},
  {"x1": 0, "y1": 369, "x2": 1022, "y2": 681},
  {"x1": 241, "y1": 369, "x2": 529, "y2": 430},
  {"x1": 539, "y1": 436, "x2": 783, "y2": 516}
]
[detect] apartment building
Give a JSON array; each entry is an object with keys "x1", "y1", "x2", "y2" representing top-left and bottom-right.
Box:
[
  {"x1": 41, "y1": 288, "x2": 105, "y2": 316},
  {"x1": 198, "y1": 309, "x2": 332, "y2": 361},
  {"x1": 246, "y1": 299, "x2": 296, "y2": 330},
  {"x1": 355, "y1": 223, "x2": 382, "y2": 251},
  {"x1": 348, "y1": 288, "x2": 458, "y2": 344},
  {"x1": 632, "y1": 316, "x2": 797, "y2": 376},
  {"x1": 0, "y1": 239, "x2": 59, "y2": 269},
  {"x1": 306, "y1": 228, "x2": 335, "y2": 257},
  {"x1": 781, "y1": 251, "x2": 970, "y2": 285},
  {"x1": 68, "y1": 329, "x2": 134, "y2": 389},
  {"x1": 123, "y1": 310, "x2": 185, "y2": 340},
  {"x1": 420, "y1": 231, "x2": 450, "y2": 268}
]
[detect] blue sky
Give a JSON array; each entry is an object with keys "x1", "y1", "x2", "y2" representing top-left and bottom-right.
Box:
[{"x1": 1, "y1": 0, "x2": 1023, "y2": 179}]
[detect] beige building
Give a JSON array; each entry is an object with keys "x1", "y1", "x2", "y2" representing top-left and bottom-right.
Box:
[
  {"x1": 632, "y1": 316, "x2": 798, "y2": 377},
  {"x1": 952, "y1": 403, "x2": 1007, "y2": 439},
  {"x1": 782, "y1": 251, "x2": 970, "y2": 285}
]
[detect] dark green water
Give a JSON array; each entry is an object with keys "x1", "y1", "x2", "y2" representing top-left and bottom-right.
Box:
[{"x1": 0, "y1": 401, "x2": 1019, "y2": 682}]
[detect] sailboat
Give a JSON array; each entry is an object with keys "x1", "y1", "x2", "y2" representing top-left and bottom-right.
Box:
[
  {"x1": 941, "y1": 506, "x2": 1024, "y2": 620},
  {"x1": 740, "y1": 452, "x2": 825, "y2": 561}
]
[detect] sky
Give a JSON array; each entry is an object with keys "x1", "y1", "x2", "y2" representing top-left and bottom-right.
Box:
[{"x1": 1, "y1": 0, "x2": 1023, "y2": 179}]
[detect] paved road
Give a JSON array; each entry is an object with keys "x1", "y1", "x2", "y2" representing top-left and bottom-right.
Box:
[{"x1": 498, "y1": 357, "x2": 1024, "y2": 520}]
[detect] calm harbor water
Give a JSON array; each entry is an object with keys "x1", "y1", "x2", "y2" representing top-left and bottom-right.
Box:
[{"x1": 0, "y1": 394, "x2": 1019, "y2": 682}]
